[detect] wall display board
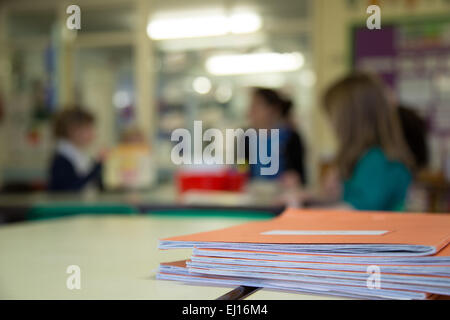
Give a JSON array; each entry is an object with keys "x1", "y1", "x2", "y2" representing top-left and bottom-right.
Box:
[{"x1": 353, "y1": 17, "x2": 450, "y2": 173}]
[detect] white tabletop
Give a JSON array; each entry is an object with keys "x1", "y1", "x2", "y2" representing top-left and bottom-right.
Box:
[{"x1": 0, "y1": 215, "x2": 339, "y2": 300}]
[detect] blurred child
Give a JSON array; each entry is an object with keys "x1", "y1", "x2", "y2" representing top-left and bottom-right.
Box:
[
  {"x1": 318, "y1": 73, "x2": 414, "y2": 211},
  {"x1": 246, "y1": 88, "x2": 307, "y2": 186},
  {"x1": 48, "y1": 107, "x2": 103, "y2": 192}
]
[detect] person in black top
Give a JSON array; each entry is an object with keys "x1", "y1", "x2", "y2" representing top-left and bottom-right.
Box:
[
  {"x1": 48, "y1": 107, "x2": 103, "y2": 192},
  {"x1": 397, "y1": 105, "x2": 429, "y2": 170},
  {"x1": 246, "y1": 88, "x2": 307, "y2": 186}
]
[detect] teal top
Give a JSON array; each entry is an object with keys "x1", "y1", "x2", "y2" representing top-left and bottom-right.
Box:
[{"x1": 342, "y1": 147, "x2": 412, "y2": 212}]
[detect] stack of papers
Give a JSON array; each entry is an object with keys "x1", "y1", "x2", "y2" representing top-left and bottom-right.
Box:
[{"x1": 157, "y1": 209, "x2": 450, "y2": 300}]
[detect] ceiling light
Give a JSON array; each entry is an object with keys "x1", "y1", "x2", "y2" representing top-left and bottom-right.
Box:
[
  {"x1": 193, "y1": 77, "x2": 212, "y2": 95},
  {"x1": 113, "y1": 90, "x2": 132, "y2": 109},
  {"x1": 147, "y1": 12, "x2": 262, "y2": 40},
  {"x1": 206, "y1": 52, "x2": 304, "y2": 76},
  {"x1": 229, "y1": 13, "x2": 262, "y2": 34}
]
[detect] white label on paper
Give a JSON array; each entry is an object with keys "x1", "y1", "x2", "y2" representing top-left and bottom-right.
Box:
[{"x1": 261, "y1": 230, "x2": 389, "y2": 236}]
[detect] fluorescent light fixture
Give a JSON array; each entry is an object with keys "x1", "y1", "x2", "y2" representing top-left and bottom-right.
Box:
[
  {"x1": 147, "y1": 12, "x2": 262, "y2": 40},
  {"x1": 228, "y1": 13, "x2": 262, "y2": 34},
  {"x1": 206, "y1": 52, "x2": 304, "y2": 75},
  {"x1": 148, "y1": 15, "x2": 228, "y2": 40}
]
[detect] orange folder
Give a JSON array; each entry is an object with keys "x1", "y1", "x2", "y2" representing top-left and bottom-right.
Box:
[{"x1": 160, "y1": 209, "x2": 450, "y2": 256}]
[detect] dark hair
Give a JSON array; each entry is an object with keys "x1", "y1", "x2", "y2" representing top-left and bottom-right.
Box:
[
  {"x1": 397, "y1": 105, "x2": 429, "y2": 169},
  {"x1": 53, "y1": 107, "x2": 95, "y2": 139},
  {"x1": 253, "y1": 88, "x2": 293, "y2": 118}
]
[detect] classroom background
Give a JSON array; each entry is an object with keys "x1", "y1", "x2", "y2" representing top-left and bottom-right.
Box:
[{"x1": 1, "y1": 0, "x2": 450, "y2": 224}]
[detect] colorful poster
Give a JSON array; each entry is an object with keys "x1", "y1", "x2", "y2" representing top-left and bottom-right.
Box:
[{"x1": 353, "y1": 19, "x2": 450, "y2": 135}]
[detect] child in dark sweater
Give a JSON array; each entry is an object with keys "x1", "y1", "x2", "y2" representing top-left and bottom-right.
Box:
[{"x1": 48, "y1": 108, "x2": 103, "y2": 192}]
